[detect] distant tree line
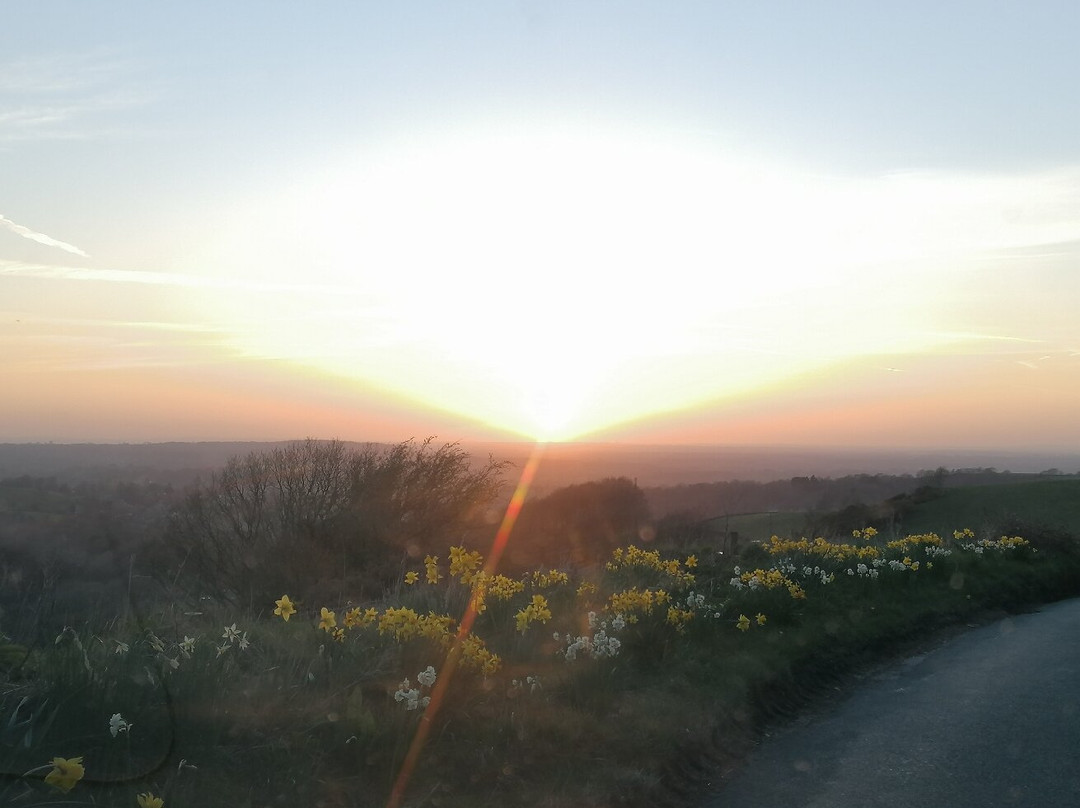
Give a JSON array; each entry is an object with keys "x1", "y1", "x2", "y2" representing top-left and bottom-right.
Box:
[{"x1": 639, "y1": 467, "x2": 1077, "y2": 526}]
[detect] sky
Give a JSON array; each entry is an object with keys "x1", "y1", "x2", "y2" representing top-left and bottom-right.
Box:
[{"x1": 2, "y1": 2, "x2": 1079, "y2": 449}]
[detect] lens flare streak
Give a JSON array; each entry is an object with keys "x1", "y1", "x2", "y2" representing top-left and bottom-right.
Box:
[{"x1": 386, "y1": 442, "x2": 546, "y2": 808}]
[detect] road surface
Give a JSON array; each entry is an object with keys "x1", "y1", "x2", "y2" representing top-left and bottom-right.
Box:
[{"x1": 705, "y1": 597, "x2": 1080, "y2": 807}]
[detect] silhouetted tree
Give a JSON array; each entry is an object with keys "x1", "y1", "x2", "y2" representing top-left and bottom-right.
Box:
[{"x1": 159, "y1": 439, "x2": 507, "y2": 607}]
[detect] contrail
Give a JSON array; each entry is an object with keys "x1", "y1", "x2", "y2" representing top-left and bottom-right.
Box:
[{"x1": 0, "y1": 213, "x2": 90, "y2": 257}]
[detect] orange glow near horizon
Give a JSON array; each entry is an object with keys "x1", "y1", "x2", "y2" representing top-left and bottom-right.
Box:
[
  {"x1": 3, "y1": 335, "x2": 1078, "y2": 450},
  {"x1": 592, "y1": 350, "x2": 1080, "y2": 449}
]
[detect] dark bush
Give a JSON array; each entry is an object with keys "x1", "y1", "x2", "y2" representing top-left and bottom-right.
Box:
[{"x1": 156, "y1": 439, "x2": 507, "y2": 607}]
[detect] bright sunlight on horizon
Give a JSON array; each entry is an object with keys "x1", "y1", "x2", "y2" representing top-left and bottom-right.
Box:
[
  {"x1": 2, "y1": 3, "x2": 1079, "y2": 448},
  {"x1": 184, "y1": 124, "x2": 1080, "y2": 442}
]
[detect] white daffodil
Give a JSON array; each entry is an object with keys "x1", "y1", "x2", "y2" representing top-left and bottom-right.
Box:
[{"x1": 109, "y1": 712, "x2": 132, "y2": 737}]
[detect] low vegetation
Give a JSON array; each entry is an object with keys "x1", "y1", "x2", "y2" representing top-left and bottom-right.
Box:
[{"x1": 3, "y1": 444, "x2": 1079, "y2": 807}]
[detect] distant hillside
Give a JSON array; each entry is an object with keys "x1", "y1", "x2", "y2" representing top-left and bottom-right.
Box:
[
  {"x1": 663, "y1": 474, "x2": 1080, "y2": 545},
  {"x1": 897, "y1": 479, "x2": 1080, "y2": 538},
  {"x1": 3, "y1": 440, "x2": 1079, "y2": 491},
  {"x1": 643, "y1": 469, "x2": 1080, "y2": 523}
]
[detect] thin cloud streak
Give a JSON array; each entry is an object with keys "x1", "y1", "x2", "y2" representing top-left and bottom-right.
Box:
[
  {"x1": 0, "y1": 260, "x2": 363, "y2": 296},
  {"x1": 2, "y1": 314, "x2": 227, "y2": 335},
  {"x1": 0, "y1": 53, "x2": 147, "y2": 143},
  {"x1": 0, "y1": 215, "x2": 89, "y2": 257},
  {"x1": 925, "y1": 330, "x2": 1045, "y2": 344},
  {"x1": 0, "y1": 53, "x2": 129, "y2": 94}
]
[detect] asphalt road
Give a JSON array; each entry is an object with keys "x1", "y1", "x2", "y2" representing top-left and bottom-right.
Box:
[{"x1": 705, "y1": 597, "x2": 1080, "y2": 808}]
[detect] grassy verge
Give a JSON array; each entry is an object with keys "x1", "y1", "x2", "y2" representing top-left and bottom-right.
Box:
[{"x1": 3, "y1": 522, "x2": 1079, "y2": 807}]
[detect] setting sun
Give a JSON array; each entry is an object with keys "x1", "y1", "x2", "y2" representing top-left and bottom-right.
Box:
[{"x1": 181, "y1": 125, "x2": 1054, "y2": 441}]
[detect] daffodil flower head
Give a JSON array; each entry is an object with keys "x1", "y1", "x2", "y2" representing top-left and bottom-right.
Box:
[
  {"x1": 44, "y1": 756, "x2": 85, "y2": 793},
  {"x1": 417, "y1": 665, "x2": 437, "y2": 688},
  {"x1": 424, "y1": 554, "x2": 442, "y2": 584},
  {"x1": 109, "y1": 713, "x2": 131, "y2": 737},
  {"x1": 137, "y1": 792, "x2": 165, "y2": 808},
  {"x1": 318, "y1": 607, "x2": 337, "y2": 632},
  {"x1": 274, "y1": 594, "x2": 296, "y2": 622}
]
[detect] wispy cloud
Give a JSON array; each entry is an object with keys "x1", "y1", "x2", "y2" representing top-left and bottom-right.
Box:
[
  {"x1": 0, "y1": 52, "x2": 147, "y2": 142},
  {"x1": 0, "y1": 54, "x2": 126, "y2": 94},
  {"x1": 3, "y1": 313, "x2": 226, "y2": 335},
  {"x1": 925, "y1": 330, "x2": 1045, "y2": 344},
  {"x1": 0, "y1": 312, "x2": 239, "y2": 373},
  {"x1": 0, "y1": 215, "x2": 89, "y2": 257},
  {"x1": 0, "y1": 259, "x2": 362, "y2": 296}
]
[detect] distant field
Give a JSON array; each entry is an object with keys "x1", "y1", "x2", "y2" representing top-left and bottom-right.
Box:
[
  {"x1": 700, "y1": 479, "x2": 1080, "y2": 545},
  {"x1": 899, "y1": 479, "x2": 1080, "y2": 536},
  {"x1": 703, "y1": 511, "x2": 809, "y2": 540}
]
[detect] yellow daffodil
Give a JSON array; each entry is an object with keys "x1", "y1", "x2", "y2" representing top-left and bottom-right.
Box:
[
  {"x1": 44, "y1": 756, "x2": 85, "y2": 793},
  {"x1": 756, "y1": 613, "x2": 767, "y2": 626},
  {"x1": 404, "y1": 571, "x2": 419, "y2": 585},
  {"x1": 531, "y1": 569, "x2": 569, "y2": 588},
  {"x1": 137, "y1": 792, "x2": 165, "y2": 808},
  {"x1": 736, "y1": 614, "x2": 750, "y2": 632},
  {"x1": 460, "y1": 633, "x2": 501, "y2": 674},
  {"x1": 449, "y1": 545, "x2": 484, "y2": 584},
  {"x1": 318, "y1": 607, "x2": 336, "y2": 632},
  {"x1": 424, "y1": 554, "x2": 442, "y2": 585},
  {"x1": 274, "y1": 594, "x2": 296, "y2": 622},
  {"x1": 608, "y1": 586, "x2": 670, "y2": 617},
  {"x1": 666, "y1": 606, "x2": 694, "y2": 632},
  {"x1": 514, "y1": 594, "x2": 552, "y2": 633},
  {"x1": 685, "y1": 555, "x2": 698, "y2": 568},
  {"x1": 576, "y1": 580, "x2": 598, "y2": 599}
]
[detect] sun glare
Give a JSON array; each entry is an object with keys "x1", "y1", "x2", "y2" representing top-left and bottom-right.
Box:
[{"x1": 190, "y1": 124, "x2": 1037, "y2": 440}]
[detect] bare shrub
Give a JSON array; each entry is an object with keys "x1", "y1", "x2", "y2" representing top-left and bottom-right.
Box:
[{"x1": 160, "y1": 438, "x2": 507, "y2": 607}]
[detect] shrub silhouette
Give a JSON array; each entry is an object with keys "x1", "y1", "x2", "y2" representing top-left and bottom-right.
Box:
[{"x1": 159, "y1": 438, "x2": 507, "y2": 606}]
